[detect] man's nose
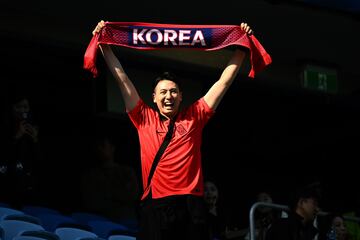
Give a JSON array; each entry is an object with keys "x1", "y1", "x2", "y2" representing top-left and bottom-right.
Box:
[{"x1": 165, "y1": 91, "x2": 172, "y2": 98}]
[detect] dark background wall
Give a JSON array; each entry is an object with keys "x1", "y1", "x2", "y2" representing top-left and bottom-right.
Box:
[{"x1": 1, "y1": 0, "x2": 360, "y2": 226}]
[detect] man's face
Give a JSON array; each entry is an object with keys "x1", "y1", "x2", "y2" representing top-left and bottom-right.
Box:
[
  {"x1": 204, "y1": 181, "x2": 218, "y2": 207},
  {"x1": 256, "y1": 192, "x2": 273, "y2": 213},
  {"x1": 13, "y1": 98, "x2": 30, "y2": 120},
  {"x1": 298, "y1": 197, "x2": 320, "y2": 223},
  {"x1": 153, "y1": 80, "x2": 182, "y2": 119}
]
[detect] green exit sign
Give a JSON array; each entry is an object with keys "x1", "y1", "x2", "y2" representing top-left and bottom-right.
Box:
[{"x1": 302, "y1": 65, "x2": 338, "y2": 93}]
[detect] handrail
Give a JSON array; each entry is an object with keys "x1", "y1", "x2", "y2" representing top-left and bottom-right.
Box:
[
  {"x1": 249, "y1": 202, "x2": 360, "y2": 240},
  {"x1": 249, "y1": 202, "x2": 289, "y2": 240}
]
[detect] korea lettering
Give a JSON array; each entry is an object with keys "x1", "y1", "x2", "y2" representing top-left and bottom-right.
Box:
[{"x1": 129, "y1": 27, "x2": 211, "y2": 48}]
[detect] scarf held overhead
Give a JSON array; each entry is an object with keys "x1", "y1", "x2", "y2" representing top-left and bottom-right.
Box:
[{"x1": 84, "y1": 22, "x2": 272, "y2": 78}]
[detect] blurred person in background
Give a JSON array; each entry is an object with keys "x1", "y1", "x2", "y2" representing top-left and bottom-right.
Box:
[{"x1": 0, "y1": 92, "x2": 41, "y2": 207}]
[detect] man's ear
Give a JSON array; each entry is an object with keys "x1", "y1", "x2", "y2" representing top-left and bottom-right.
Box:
[
  {"x1": 297, "y1": 198, "x2": 305, "y2": 208},
  {"x1": 179, "y1": 91, "x2": 183, "y2": 102},
  {"x1": 152, "y1": 92, "x2": 156, "y2": 103}
]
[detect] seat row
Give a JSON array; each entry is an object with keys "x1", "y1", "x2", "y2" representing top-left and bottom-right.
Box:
[{"x1": 0, "y1": 206, "x2": 137, "y2": 240}]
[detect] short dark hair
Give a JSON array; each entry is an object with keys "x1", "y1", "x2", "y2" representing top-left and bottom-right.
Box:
[
  {"x1": 290, "y1": 182, "x2": 322, "y2": 210},
  {"x1": 152, "y1": 71, "x2": 182, "y2": 91}
]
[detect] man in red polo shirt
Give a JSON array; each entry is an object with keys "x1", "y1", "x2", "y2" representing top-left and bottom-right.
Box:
[{"x1": 92, "y1": 20, "x2": 253, "y2": 240}]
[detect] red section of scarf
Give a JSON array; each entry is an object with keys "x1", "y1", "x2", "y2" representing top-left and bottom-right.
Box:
[{"x1": 84, "y1": 22, "x2": 272, "y2": 78}]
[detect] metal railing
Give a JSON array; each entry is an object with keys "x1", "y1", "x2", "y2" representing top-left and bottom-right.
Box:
[{"x1": 249, "y1": 202, "x2": 360, "y2": 240}]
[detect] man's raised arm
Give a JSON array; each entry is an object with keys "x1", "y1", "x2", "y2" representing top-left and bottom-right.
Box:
[
  {"x1": 94, "y1": 20, "x2": 140, "y2": 111},
  {"x1": 203, "y1": 22, "x2": 252, "y2": 111}
]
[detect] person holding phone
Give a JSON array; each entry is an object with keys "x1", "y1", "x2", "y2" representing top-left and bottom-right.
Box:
[{"x1": 0, "y1": 93, "x2": 41, "y2": 207}]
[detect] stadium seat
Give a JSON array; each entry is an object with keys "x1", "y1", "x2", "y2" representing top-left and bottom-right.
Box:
[
  {"x1": 21, "y1": 230, "x2": 60, "y2": 240},
  {"x1": 0, "y1": 207, "x2": 24, "y2": 221},
  {"x1": 54, "y1": 227, "x2": 98, "y2": 240},
  {"x1": 22, "y1": 206, "x2": 60, "y2": 217},
  {"x1": 0, "y1": 219, "x2": 44, "y2": 240},
  {"x1": 0, "y1": 225, "x2": 4, "y2": 239},
  {"x1": 87, "y1": 220, "x2": 129, "y2": 239},
  {"x1": 108, "y1": 235, "x2": 136, "y2": 240},
  {"x1": 13, "y1": 236, "x2": 51, "y2": 240},
  {"x1": 36, "y1": 213, "x2": 89, "y2": 232},
  {"x1": 70, "y1": 212, "x2": 108, "y2": 225},
  {"x1": 4, "y1": 214, "x2": 42, "y2": 225}
]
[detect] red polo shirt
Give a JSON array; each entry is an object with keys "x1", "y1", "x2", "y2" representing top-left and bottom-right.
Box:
[{"x1": 128, "y1": 98, "x2": 214, "y2": 200}]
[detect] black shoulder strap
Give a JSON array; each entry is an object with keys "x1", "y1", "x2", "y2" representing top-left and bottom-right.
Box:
[{"x1": 145, "y1": 118, "x2": 176, "y2": 196}]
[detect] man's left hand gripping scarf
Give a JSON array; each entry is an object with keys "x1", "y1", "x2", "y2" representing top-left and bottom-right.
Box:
[{"x1": 83, "y1": 21, "x2": 272, "y2": 78}]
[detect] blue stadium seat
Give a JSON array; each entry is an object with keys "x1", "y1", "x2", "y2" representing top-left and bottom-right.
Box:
[
  {"x1": 21, "y1": 230, "x2": 60, "y2": 240},
  {"x1": 0, "y1": 207, "x2": 42, "y2": 226},
  {"x1": 4, "y1": 214, "x2": 42, "y2": 225},
  {"x1": 0, "y1": 219, "x2": 44, "y2": 240},
  {"x1": 0, "y1": 224, "x2": 4, "y2": 239},
  {"x1": 87, "y1": 220, "x2": 129, "y2": 239},
  {"x1": 36, "y1": 213, "x2": 89, "y2": 232},
  {"x1": 108, "y1": 235, "x2": 136, "y2": 240},
  {"x1": 12, "y1": 236, "x2": 44, "y2": 240},
  {"x1": 0, "y1": 207, "x2": 24, "y2": 221},
  {"x1": 54, "y1": 227, "x2": 98, "y2": 240},
  {"x1": 70, "y1": 212, "x2": 108, "y2": 226},
  {"x1": 76, "y1": 238, "x2": 106, "y2": 240},
  {"x1": 116, "y1": 219, "x2": 138, "y2": 232},
  {"x1": 12, "y1": 236, "x2": 50, "y2": 240},
  {"x1": 22, "y1": 206, "x2": 60, "y2": 217}
]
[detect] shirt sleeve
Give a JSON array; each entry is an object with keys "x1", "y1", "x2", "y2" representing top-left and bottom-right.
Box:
[{"x1": 127, "y1": 99, "x2": 145, "y2": 129}]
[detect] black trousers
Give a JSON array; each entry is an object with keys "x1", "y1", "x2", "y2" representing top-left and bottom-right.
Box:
[{"x1": 137, "y1": 194, "x2": 211, "y2": 240}]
